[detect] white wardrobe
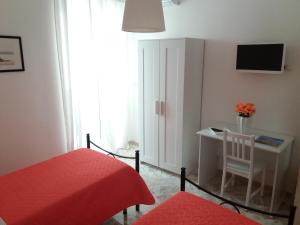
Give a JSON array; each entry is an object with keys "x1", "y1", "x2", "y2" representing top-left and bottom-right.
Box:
[{"x1": 138, "y1": 38, "x2": 205, "y2": 174}]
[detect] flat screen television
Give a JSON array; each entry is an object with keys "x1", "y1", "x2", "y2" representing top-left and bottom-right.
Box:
[{"x1": 236, "y1": 43, "x2": 286, "y2": 74}]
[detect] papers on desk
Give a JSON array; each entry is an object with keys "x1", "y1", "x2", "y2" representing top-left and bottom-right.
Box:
[
  {"x1": 255, "y1": 135, "x2": 284, "y2": 147},
  {"x1": 208, "y1": 127, "x2": 223, "y2": 135}
]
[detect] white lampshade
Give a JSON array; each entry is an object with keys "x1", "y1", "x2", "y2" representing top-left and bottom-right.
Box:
[{"x1": 122, "y1": 0, "x2": 165, "y2": 33}]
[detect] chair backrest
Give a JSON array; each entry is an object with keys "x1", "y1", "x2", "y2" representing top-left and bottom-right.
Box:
[{"x1": 223, "y1": 129, "x2": 256, "y2": 172}]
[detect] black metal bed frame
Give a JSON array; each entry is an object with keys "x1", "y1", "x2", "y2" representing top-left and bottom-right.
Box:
[
  {"x1": 86, "y1": 133, "x2": 140, "y2": 215},
  {"x1": 180, "y1": 168, "x2": 296, "y2": 225}
]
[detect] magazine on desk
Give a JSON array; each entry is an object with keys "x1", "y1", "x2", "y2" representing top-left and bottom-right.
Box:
[
  {"x1": 209, "y1": 127, "x2": 223, "y2": 135},
  {"x1": 255, "y1": 135, "x2": 284, "y2": 147}
]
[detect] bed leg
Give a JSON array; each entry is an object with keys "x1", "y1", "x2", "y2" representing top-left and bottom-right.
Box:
[
  {"x1": 181, "y1": 167, "x2": 186, "y2": 192},
  {"x1": 135, "y1": 150, "x2": 140, "y2": 173},
  {"x1": 123, "y1": 208, "x2": 127, "y2": 215},
  {"x1": 288, "y1": 205, "x2": 296, "y2": 225},
  {"x1": 86, "y1": 133, "x2": 90, "y2": 149},
  {"x1": 135, "y1": 151, "x2": 140, "y2": 212},
  {"x1": 136, "y1": 204, "x2": 140, "y2": 212}
]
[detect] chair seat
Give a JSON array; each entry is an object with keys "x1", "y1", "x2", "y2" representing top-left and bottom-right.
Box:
[{"x1": 227, "y1": 159, "x2": 265, "y2": 177}]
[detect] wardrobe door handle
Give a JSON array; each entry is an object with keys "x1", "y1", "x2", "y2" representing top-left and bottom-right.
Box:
[
  {"x1": 160, "y1": 101, "x2": 164, "y2": 115},
  {"x1": 155, "y1": 101, "x2": 160, "y2": 115}
]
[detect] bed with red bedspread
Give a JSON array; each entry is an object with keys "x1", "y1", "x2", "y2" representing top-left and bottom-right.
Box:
[
  {"x1": 133, "y1": 167, "x2": 295, "y2": 225},
  {"x1": 0, "y1": 148, "x2": 154, "y2": 225},
  {"x1": 132, "y1": 191, "x2": 260, "y2": 225}
]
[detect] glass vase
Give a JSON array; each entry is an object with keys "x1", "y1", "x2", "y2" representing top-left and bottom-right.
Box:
[{"x1": 237, "y1": 116, "x2": 250, "y2": 134}]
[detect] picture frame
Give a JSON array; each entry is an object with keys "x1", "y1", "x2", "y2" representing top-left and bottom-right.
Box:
[{"x1": 0, "y1": 35, "x2": 25, "y2": 73}]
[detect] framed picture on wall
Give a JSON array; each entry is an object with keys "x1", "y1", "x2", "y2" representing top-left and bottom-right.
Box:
[{"x1": 0, "y1": 35, "x2": 25, "y2": 73}]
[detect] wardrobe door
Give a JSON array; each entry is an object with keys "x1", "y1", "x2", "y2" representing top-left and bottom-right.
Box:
[
  {"x1": 138, "y1": 40, "x2": 160, "y2": 166},
  {"x1": 158, "y1": 39, "x2": 185, "y2": 173}
]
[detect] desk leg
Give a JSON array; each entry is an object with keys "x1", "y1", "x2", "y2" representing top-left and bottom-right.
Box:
[
  {"x1": 198, "y1": 135, "x2": 220, "y2": 186},
  {"x1": 197, "y1": 135, "x2": 202, "y2": 185},
  {"x1": 270, "y1": 144, "x2": 292, "y2": 212},
  {"x1": 270, "y1": 154, "x2": 279, "y2": 212}
]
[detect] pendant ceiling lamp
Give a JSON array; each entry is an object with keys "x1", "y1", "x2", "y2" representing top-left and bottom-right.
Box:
[{"x1": 122, "y1": 0, "x2": 165, "y2": 33}]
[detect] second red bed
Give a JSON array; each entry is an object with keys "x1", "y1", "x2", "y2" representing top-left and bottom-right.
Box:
[
  {"x1": 0, "y1": 148, "x2": 154, "y2": 225},
  {"x1": 132, "y1": 192, "x2": 260, "y2": 225}
]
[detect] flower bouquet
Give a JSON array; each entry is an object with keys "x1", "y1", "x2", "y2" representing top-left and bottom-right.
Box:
[{"x1": 235, "y1": 103, "x2": 256, "y2": 117}]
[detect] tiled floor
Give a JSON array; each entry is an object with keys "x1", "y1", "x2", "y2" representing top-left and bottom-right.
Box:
[{"x1": 102, "y1": 150, "x2": 290, "y2": 225}]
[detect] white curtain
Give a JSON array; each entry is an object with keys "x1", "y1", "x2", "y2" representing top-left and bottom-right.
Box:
[{"x1": 54, "y1": 0, "x2": 138, "y2": 151}]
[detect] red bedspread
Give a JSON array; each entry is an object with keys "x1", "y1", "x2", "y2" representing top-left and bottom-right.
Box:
[
  {"x1": 0, "y1": 149, "x2": 154, "y2": 225},
  {"x1": 132, "y1": 192, "x2": 260, "y2": 225}
]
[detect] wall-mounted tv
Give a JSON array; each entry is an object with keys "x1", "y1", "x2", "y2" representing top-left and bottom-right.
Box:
[{"x1": 236, "y1": 43, "x2": 286, "y2": 74}]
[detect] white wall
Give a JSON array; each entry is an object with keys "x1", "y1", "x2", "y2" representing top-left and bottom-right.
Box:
[
  {"x1": 0, "y1": 0, "x2": 66, "y2": 174},
  {"x1": 135, "y1": 0, "x2": 300, "y2": 191}
]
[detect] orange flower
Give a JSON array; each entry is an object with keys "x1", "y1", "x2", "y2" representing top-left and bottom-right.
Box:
[{"x1": 235, "y1": 103, "x2": 256, "y2": 117}]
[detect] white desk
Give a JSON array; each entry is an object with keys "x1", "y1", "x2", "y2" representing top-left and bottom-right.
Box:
[{"x1": 197, "y1": 122, "x2": 294, "y2": 212}]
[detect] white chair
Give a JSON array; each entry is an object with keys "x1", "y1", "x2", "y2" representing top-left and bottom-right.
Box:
[{"x1": 220, "y1": 129, "x2": 266, "y2": 207}]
